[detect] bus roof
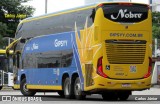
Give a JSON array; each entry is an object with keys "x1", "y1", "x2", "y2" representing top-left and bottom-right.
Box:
[
  {"x1": 17, "y1": 2, "x2": 149, "y2": 27},
  {"x1": 21, "y1": 3, "x2": 96, "y2": 24}
]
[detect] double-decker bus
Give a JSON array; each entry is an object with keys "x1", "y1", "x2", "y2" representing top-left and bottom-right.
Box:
[
  {"x1": 8, "y1": 2, "x2": 152, "y2": 100},
  {"x1": 0, "y1": 50, "x2": 13, "y2": 90}
]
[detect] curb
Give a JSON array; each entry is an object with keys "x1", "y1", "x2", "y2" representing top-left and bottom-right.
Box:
[
  {"x1": 151, "y1": 85, "x2": 160, "y2": 88},
  {"x1": 1, "y1": 87, "x2": 13, "y2": 90}
]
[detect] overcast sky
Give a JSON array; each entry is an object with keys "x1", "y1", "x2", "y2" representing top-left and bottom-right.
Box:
[{"x1": 24, "y1": 0, "x2": 149, "y2": 16}]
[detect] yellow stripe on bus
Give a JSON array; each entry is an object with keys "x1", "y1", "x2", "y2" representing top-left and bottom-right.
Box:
[
  {"x1": 13, "y1": 84, "x2": 20, "y2": 89},
  {"x1": 27, "y1": 85, "x2": 62, "y2": 90}
]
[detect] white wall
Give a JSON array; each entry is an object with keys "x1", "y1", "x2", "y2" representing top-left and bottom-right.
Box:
[{"x1": 152, "y1": 0, "x2": 160, "y2": 12}]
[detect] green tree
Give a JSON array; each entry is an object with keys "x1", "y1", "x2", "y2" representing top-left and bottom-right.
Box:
[
  {"x1": 0, "y1": 22, "x2": 7, "y2": 48},
  {"x1": 152, "y1": 12, "x2": 160, "y2": 38},
  {"x1": 152, "y1": 25, "x2": 160, "y2": 38},
  {"x1": 0, "y1": 0, "x2": 35, "y2": 38},
  {"x1": 0, "y1": 22, "x2": 7, "y2": 36}
]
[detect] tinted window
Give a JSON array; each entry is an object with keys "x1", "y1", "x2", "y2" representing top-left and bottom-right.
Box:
[
  {"x1": 101, "y1": 4, "x2": 148, "y2": 23},
  {"x1": 15, "y1": 8, "x2": 95, "y2": 40},
  {"x1": 23, "y1": 50, "x2": 73, "y2": 69},
  {"x1": 15, "y1": 8, "x2": 95, "y2": 53},
  {"x1": 37, "y1": 51, "x2": 62, "y2": 68},
  {"x1": 23, "y1": 53, "x2": 36, "y2": 69}
]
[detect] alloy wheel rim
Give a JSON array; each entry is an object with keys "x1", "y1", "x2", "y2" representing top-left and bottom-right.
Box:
[
  {"x1": 65, "y1": 82, "x2": 69, "y2": 95},
  {"x1": 75, "y1": 82, "x2": 81, "y2": 95},
  {"x1": 23, "y1": 83, "x2": 29, "y2": 92}
]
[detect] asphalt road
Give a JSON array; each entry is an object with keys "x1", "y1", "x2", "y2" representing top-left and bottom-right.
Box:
[{"x1": 0, "y1": 86, "x2": 160, "y2": 104}]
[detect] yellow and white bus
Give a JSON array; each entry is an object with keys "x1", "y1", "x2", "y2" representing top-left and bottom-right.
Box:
[{"x1": 8, "y1": 2, "x2": 152, "y2": 100}]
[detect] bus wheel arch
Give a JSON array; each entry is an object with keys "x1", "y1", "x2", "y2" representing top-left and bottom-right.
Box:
[
  {"x1": 71, "y1": 73, "x2": 79, "y2": 88},
  {"x1": 72, "y1": 73, "x2": 86, "y2": 100},
  {"x1": 20, "y1": 74, "x2": 26, "y2": 82},
  {"x1": 20, "y1": 74, "x2": 36, "y2": 96},
  {"x1": 62, "y1": 73, "x2": 69, "y2": 90},
  {"x1": 58, "y1": 73, "x2": 69, "y2": 97}
]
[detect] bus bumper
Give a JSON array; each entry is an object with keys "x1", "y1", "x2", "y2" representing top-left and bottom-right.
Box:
[{"x1": 85, "y1": 75, "x2": 152, "y2": 91}]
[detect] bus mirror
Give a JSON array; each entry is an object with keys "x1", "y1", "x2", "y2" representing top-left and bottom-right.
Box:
[{"x1": 20, "y1": 39, "x2": 26, "y2": 43}]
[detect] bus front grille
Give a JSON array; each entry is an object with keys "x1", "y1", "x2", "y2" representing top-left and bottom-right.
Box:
[{"x1": 105, "y1": 40, "x2": 146, "y2": 64}]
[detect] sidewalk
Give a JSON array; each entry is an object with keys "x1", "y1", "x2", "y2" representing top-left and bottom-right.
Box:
[
  {"x1": 152, "y1": 85, "x2": 160, "y2": 88},
  {"x1": 1, "y1": 85, "x2": 160, "y2": 95},
  {"x1": 133, "y1": 85, "x2": 160, "y2": 95}
]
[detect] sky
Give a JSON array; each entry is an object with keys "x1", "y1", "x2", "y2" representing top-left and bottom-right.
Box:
[
  {"x1": 24, "y1": 0, "x2": 149, "y2": 16},
  {"x1": 24, "y1": 0, "x2": 84, "y2": 16}
]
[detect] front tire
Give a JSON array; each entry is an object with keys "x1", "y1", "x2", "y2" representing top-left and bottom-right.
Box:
[
  {"x1": 20, "y1": 78, "x2": 36, "y2": 96},
  {"x1": 74, "y1": 77, "x2": 86, "y2": 100},
  {"x1": 57, "y1": 91, "x2": 64, "y2": 97},
  {"x1": 118, "y1": 91, "x2": 131, "y2": 101},
  {"x1": 0, "y1": 86, "x2": 2, "y2": 90},
  {"x1": 64, "y1": 78, "x2": 74, "y2": 99},
  {"x1": 102, "y1": 92, "x2": 118, "y2": 101}
]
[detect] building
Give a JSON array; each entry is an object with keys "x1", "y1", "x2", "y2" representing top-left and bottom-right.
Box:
[
  {"x1": 85, "y1": 0, "x2": 130, "y2": 4},
  {"x1": 84, "y1": 0, "x2": 160, "y2": 12},
  {"x1": 151, "y1": 0, "x2": 160, "y2": 12}
]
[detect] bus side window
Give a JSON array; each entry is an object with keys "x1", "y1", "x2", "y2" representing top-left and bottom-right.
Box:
[{"x1": 13, "y1": 55, "x2": 16, "y2": 66}]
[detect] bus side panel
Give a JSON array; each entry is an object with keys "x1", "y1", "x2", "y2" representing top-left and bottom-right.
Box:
[{"x1": 21, "y1": 31, "x2": 85, "y2": 90}]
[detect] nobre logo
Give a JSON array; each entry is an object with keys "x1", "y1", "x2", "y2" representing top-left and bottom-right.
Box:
[{"x1": 111, "y1": 9, "x2": 142, "y2": 20}]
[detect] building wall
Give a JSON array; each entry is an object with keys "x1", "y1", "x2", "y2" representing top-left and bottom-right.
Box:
[
  {"x1": 152, "y1": 0, "x2": 160, "y2": 12},
  {"x1": 85, "y1": 0, "x2": 130, "y2": 4},
  {"x1": 84, "y1": 0, "x2": 160, "y2": 12}
]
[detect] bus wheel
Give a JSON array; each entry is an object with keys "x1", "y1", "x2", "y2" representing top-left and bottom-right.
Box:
[
  {"x1": 57, "y1": 91, "x2": 64, "y2": 97},
  {"x1": 64, "y1": 78, "x2": 74, "y2": 99},
  {"x1": 102, "y1": 92, "x2": 118, "y2": 101},
  {"x1": 118, "y1": 91, "x2": 131, "y2": 101},
  {"x1": 74, "y1": 77, "x2": 86, "y2": 100},
  {"x1": 0, "y1": 86, "x2": 2, "y2": 90},
  {"x1": 20, "y1": 78, "x2": 36, "y2": 96}
]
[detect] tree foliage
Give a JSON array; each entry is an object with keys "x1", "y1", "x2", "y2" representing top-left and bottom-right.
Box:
[
  {"x1": 0, "y1": 22, "x2": 8, "y2": 48},
  {"x1": 0, "y1": 0, "x2": 35, "y2": 38},
  {"x1": 0, "y1": 22, "x2": 7, "y2": 36},
  {"x1": 152, "y1": 12, "x2": 160, "y2": 38},
  {"x1": 0, "y1": 0, "x2": 34, "y2": 49}
]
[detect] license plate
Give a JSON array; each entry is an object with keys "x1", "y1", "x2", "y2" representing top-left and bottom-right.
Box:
[{"x1": 122, "y1": 83, "x2": 131, "y2": 88}]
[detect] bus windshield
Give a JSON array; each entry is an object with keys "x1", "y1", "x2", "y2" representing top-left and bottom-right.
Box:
[{"x1": 101, "y1": 3, "x2": 149, "y2": 23}]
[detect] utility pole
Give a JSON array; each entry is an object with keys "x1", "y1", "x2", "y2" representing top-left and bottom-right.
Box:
[{"x1": 45, "y1": 0, "x2": 48, "y2": 14}]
